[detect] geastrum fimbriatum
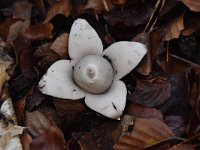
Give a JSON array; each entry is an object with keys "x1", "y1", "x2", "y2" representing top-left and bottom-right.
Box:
[{"x1": 38, "y1": 18, "x2": 147, "y2": 119}]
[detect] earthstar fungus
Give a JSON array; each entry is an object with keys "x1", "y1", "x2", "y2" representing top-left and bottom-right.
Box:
[{"x1": 38, "y1": 18, "x2": 147, "y2": 119}]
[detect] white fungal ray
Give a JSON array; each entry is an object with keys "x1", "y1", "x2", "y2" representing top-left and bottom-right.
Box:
[
  {"x1": 69, "y1": 18, "x2": 103, "y2": 59},
  {"x1": 103, "y1": 41, "x2": 147, "y2": 80},
  {"x1": 38, "y1": 60, "x2": 86, "y2": 99},
  {"x1": 85, "y1": 81, "x2": 127, "y2": 119}
]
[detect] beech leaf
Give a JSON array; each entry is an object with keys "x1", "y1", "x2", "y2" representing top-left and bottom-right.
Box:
[
  {"x1": 181, "y1": 0, "x2": 200, "y2": 12},
  {"x1": 114, "y1": 116, "x2": 175, "y2": 150},
  {"x1": 163, "y1": 14, "x2": 184, "y2": 41},
  {"x1": 25, "y1": 111, "x2": 51, "y2": 137},
  {"x1": 84, "y1": 0, "x2": 112, "y2": 12},
  {"x1": 24, "y1": 23, "x2": 53, "y2": 41},
  {"x1": 7, "y1": 20, "x2": 30, "y2": 44},
  {"x1": 43, "y1": 0, "x2": 72, "y2": 23},
  {"x1": 50, "y1": 33, "x2": 69, "y2": 58},
  {"x1": 167, "y1": 144, "x2": 194, "y2": 150},
  {"x1": 30, "y1": 125, "x2": 65, "y2": 150},
  {"x1": 13, "y1": 0, "x2": 32, "y2": 20},
  {"x1": 128, "y1": 76, "x2": 171, "y2": 107}
]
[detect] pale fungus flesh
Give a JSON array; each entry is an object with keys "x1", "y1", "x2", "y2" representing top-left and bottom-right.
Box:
[
  {"x1": 38, "y1": 60, "x2": 86, "y2": 100},
  {"x1": 69, "y1": 19, "x2": 103, "y2": 60},
  {"x1": 73, "y1": 55, "x2": 114, "y2": 94}
]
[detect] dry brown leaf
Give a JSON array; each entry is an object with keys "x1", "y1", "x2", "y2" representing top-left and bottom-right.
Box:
[
  {"x1": 20, "y1": 50, "x2": 38, "y2": 78},
  {"x1": 30, "y1": 125, "x2": 65, "y2": 150},
  {"x1": 43, "y1": 0, "x2": 72, "y2": 23},
  {"x1": 187, "y1": 75, "x2": 200, "y2": 135},
  {"x1": 21, "y1": 133, "x2": 32, "y2": 150},
  {"x1": 125, "y1": 103, "x2": 163, "y2": 120},
  {"x1": 25, "y1": 111, "x2": 51, "y2": 137},
  {"x1": 67, "y1": 132, "x2": 100, "y2": 150},
  {"x1": 34, "y1": 43, "x2": 52, "y2": 57},
  {"x1": 114, "y1": 116, "x2": 175, "y2": 150},
  {"x1": 24, "y1": 23, "x2": 53, "y2": 41},
  {"x1": 158, "y1": 53, "x2": 191, "y2": 74},
  {"x1": 111, "y1": 0, "x2": 126, "y2": 5},
  {"x1": 136, "y1": 50, "x2": 152, "y2": 75},
  {"x1": 128, "y1": 76, "x2": 171, "y2": 107},
  {"x1": 182, "y1": 15, "x2": 200, "y2": 36},
  {"x1": 7, "y1": 20, "x2": 30, "y2": 45},
  {"x1": 167, "y1": 144, "x2": 194, "y2": 150},
  {"x1": 163, "y1": 14, "x2": 184, "y2": 41},
  {"x1": 132, "y1": 32, "x2": 151, "y2": 75},
  {"x1": 84, "y1": 0, "x2": 112, "y2": 12},
  {"x1": 54, "y1": 98, "x2": 88, "y2": 115},
  {"x1": 182, "y1": 0, "x2": 200, "y2": 12},
  {"x1": 50, "y1": 33, "x2": 68, "y2": 58},
  {"x1": 13, "y1": 0, "x2": 32, "y2": 20},
  {"x1": 34, "y1": 43, "x2": 60, "y2": 69},
  {"x1": 30, "y1": 0, "x2": 46, "y2": 21},
  {"x1": 0, "y1": 17, "x2": 19, "y2": 40}
]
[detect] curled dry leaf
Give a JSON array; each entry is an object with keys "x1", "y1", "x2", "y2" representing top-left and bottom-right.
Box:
[
  {"x1": 43, "y1": 0, "x2": 72, "y2": 23},
  {"x1": 163, "y1": 14, "x2": 184, "y2": 41},
  {"x1": 21, "y1": 133, "x2": 32, "y2": 150},
  {"x1": 13, "y1": 0, "x2": 32, "y2": 20},
  {"x1": 114, "y1": 116, "x2": 175, "y2": 150},
  {"x1": 125, "y1": 103, "x2": 163, "y2": 120},
  {"x1": 25, "y1": 89, "x2": 46, "y2": 111},
  {"x1": 12, "y1": 33, "x2": 31, "y2": 62},
  {"x1": 84, "y1": 0, "x2": 112, "y2": 12},
  {"x1": 25, "y1": 111, "x2": 51, "y2": 137},
  {"x1": 13, "y1": 87, "x2": 34, "y2": 125},
  {"x1": 128, "y1": 76, "x2": 171, "y2": 107},
  {"x1": 24, "y1": 23, "x2": 53, "y2": 41},
  {"x1": 30, "y1": 125, "x2": 65, "y2": 150},
  {"x1": 50, "y1": 33, "x2": 68, "y2": 58},
  {"x1": 182, "y1": 15, "x2": 200, "y2": 36},
  {"x1": 34, "y1": 43, "x2": 53, "y2": 57},
  {"x1": 6, "y1": 20, "x2": 30, "y2": 44},
  {"x1": 34, "y1": 43, "x2": 60, "y2": 69},
  {"x1": 133, "y1": 32, "x2": 151, "y2": 75},
  {"x1": 181, "y1": 0, "x2": 200, "y2": 12},
  {"x1": 71, "y1": 0, "x2": 90, "y2": 17},
  {"x1": 0, "y1": 17, "x2": 18, "y2": 40}
]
